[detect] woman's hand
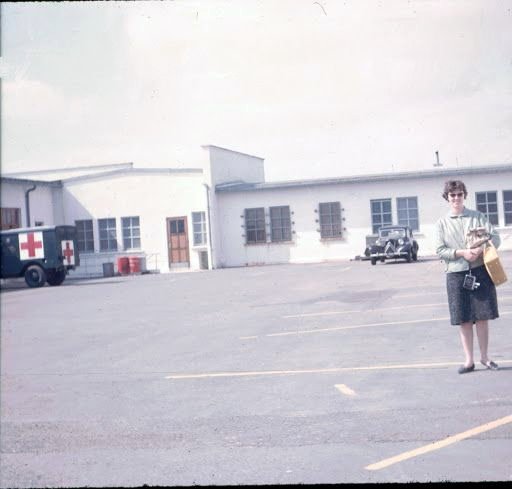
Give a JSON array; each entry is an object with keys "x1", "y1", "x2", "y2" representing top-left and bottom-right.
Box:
[{"x1": 458, "y1": 248, "x2": 483, "y2": 262}]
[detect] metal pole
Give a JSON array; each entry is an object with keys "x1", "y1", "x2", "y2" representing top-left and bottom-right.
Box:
[
  {"x1": 25, "y1": 184, "x2": 37, "y2": 227},
  {"x1": 203, "y1": 183, "x2": 214, "y2": 269}
]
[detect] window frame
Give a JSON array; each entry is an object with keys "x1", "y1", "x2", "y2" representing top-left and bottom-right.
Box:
[
  {"x1": 121, "y1": 216, "x2": 141, "y2": 250},
  {"x1": 270, "y1": 205, "x2": 292, "y2": 242},
  {"x1": 75, "y1": 219, "x2": 95, "y2": 253},
  {"x1": 503, "y1": 190, "x2": 512, "y2": 226},
  {"x1": 192, "y1": 211, "x2": 207, "y2": 246},
  {"x1": 396, "y1": 196, "x2": 419, "y2": 231},
  {"x1": 475, "y1": 191, "x2": 499, "y2": 226},
  {"x1": 98, "y1": 218, "x2": 118, "y2": 251},
  {"x1": 371, "y1": 198, "x2": 392, "y2": 234},
  {"x1": 318, "y1": 201, "x2": 342, "y2": 239},
  {"x1": 244, "y1": 207, "x2": 266, "y2": 244},
  {"x1": 0, "y1": 207, "x2": 21, "y2": 230}
]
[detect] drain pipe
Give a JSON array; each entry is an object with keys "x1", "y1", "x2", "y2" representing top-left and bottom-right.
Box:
[
  {"x1": 25, "y1": 184, "x2": 37, "y2": 227},
  {"x1": 203, "y1": 183, "x2": 214, "y2": 269}
]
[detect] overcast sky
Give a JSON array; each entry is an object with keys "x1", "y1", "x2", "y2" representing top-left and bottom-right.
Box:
[{"x1": 1, "y1": 0, "x2": 511, "y2": 180}]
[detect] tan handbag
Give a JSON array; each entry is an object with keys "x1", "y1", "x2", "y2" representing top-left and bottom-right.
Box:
[{"x1": 484, "y1": 242, "x2": 508, "y2": 286}]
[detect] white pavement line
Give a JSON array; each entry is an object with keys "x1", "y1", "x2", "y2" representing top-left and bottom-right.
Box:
[
  {"x1": 239, "y1": 336, "x2": 258, "y2": 340},
  {"x1": 269, "y1": 310, "x2": 512, "y2": 337},
  {"x1": 335, "y1": 384, "x2": 357, "y2": 397},
  {"x1": 283, "y1": 302, "x2": 447, "y2": 319},
  {"x1": 166, "y1": 367, "x2": 345, "y2": 379},
  {"x1": 268, "y1": 317, "x2": 449, "y2": 336},
  {"x1": 164, "y1": 359, "x2": 512, "y2": 380},
  {"x1": 365, "y1": 414, "x2": 512, "y2": 471}
]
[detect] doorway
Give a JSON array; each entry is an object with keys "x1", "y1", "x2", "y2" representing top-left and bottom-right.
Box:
[{"x1": 166, "y1": 217, "x2": 189, "y2": 268}]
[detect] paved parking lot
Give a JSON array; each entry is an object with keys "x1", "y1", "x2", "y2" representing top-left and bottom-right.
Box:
[{"x1": 1, "y1": 253, "x2": 512, "y2": 486}]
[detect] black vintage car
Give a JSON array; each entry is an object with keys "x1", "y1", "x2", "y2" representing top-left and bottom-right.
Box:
[{"x1": 368, "y1": 225, "x2": 418, "y2": 265}]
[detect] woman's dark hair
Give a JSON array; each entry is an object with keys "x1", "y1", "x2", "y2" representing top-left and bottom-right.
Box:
[{"x1": 442, "y1": 180, "x2": 468, "y2": 201}]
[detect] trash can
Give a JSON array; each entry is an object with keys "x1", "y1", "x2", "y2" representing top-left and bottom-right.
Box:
[
  {"x1": 117, "y1": 257, "x2": 130, "y2": 275},
  {"x1": 102, "y1": 262, "x2": 115, "y2": 278},
  {"x1": 129, "y1": 256, "x2": 141, "y2": 274}
]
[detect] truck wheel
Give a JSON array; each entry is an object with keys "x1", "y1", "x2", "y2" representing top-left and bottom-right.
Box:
[
  {"x1": 371, "y1": 258, "x2": 377, "y2": 265},
  {"x1": 24, "y1": 265, "x2": 47, "y2": 288},
  {"x1": 47, "y1": 269, "x2": 66, "y2": 286}
]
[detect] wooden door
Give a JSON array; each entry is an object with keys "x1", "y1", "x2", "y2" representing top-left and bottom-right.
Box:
[{"x1": 167, "y1": 217, "x2": 189, "y2": 267}]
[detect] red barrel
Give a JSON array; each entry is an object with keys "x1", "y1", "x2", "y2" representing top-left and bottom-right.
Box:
[
  {"x1": 129, "y1": 256, "x2": 141, "y2": 273},
  {"x1": 117, "y1": 257, "x2": 130, "y2": 275}
]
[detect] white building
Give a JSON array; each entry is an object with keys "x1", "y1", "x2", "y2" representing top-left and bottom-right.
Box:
[{"x1": 2, "y1": 145, "x2": 511, "y2": 277}]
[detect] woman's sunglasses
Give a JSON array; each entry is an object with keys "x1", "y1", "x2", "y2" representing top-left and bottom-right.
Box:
[{"x1": 449, "y1": 192, "x2": 464, "y2": 198}]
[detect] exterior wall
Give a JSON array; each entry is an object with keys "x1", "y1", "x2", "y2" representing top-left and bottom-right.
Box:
[
  {"x1": 202, "y1": 145, "x2": 265, "y2": 269},
  {"x1": 204, "y1": 145, "x2": 265, "y2": 186},
  {"x1": 62, "y1": 171, "x2": 208, "y2": 277},
  {"x1": 214, "y1": 170, "x2": 512, "y2": 267},
  {"x1": 0, "y1": 181, "x2": 60, "y2": 227},
  {"x1": 51, "y1": 187, "x2": 65, "y2": 224}
]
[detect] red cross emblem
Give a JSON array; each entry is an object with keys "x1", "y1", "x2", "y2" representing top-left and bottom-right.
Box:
[
  {"x1": 19, "y1": 232, "x2": 44, "y2": 260},
  {"x1": 61, "y1": 240, "x2": 75, "y2": 265}
]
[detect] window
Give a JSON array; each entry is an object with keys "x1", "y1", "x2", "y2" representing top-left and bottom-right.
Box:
[
  {"x1": 122, "y1": 216, "x2": 141, "y2": 250},
  {"x1": 397, "y1": 197, "x2": 419, "y2": 231},
  {"x1": 504, "y1": 190, "x2": 512, "y2": 226},
  {"x1": 371, "y1": 199, "x2": 392, "y2": 234},
  {"x1": 98, "y1": 218, "x2": 118, "y2": 251},
  {"x1": 192, "y1": 212, "x2": 207, "y2": 246},
  {"x1": 75, "y1": 219, "x2": 94, "y2": 252},
  {"x1": 245, "y1": 207, "x2": 266, "y2": 244},
  {"x1": 319, "y1": 202, "x2": 342, "y2": 239},
  {"x1": 0, "y1": 208, "x2": 21, "y2": 230},
  {"x1": 476, "y1": 191, "x2": 498, "y2": 225},
  {"x1": 270, "y1": 206, "x2": 291, "y2": 242},
  {"x1": 170, "y1": 219, "x2": 185, "y2": 234}
]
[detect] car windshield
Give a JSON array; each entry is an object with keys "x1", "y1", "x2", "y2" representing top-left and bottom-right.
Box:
[{"x1": 379, "y1": 228, "x2": 406, "y2": 239}]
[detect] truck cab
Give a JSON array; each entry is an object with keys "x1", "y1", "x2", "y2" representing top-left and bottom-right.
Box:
[{"x1": 1, "y1": 225, "x2": 80, "y2": 287}]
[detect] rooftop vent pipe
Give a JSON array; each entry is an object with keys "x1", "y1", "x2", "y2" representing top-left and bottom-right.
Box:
[{"x1": 434, "y1": 151, "x2": 442, "y2": 167}]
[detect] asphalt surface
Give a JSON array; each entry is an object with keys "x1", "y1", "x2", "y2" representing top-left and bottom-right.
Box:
[{"x1": 1, "y1": 252, "x2": 512, "y2": 486}]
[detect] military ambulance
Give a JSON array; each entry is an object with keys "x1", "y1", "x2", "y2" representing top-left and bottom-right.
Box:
[{"x1": 0, "y1": 225, "x2": 80, "y2": 288}]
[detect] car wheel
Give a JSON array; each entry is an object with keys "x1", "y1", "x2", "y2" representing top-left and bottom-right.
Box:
[
  {"x1": 406, "y1": 250, "x2": 412, "y2": 263},
  {"x1": 24, "y1": 265, "x2": 47, "y2": 288},
  {"x1": 47, "y1": 269, "x2": 66, "y2": 286},
  {"x1": 380, "y1": 257, "x2": 385, "y2": 262},
  {"x1": 412, "y1": 250, "x2": 418, "y2": 261},
  {"x1": 371, "y1": 258, "x2": 377, "y2": 265}
]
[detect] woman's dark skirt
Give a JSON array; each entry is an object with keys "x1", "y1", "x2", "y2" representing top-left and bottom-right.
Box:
[{"x1": 446, "y1": 265, "x2": 499, "y2": 325}]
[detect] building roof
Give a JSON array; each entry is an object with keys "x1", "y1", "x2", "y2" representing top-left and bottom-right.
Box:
[
  {"x1": 0, "y1": 176, "x2": 62, "y2": 187},
  {"x1": 1, "y1": 166, "x2": 204, "y2": 186},
  {"x1": 3, "y1": 162, "x2": 134, "y2": 182},
  {"x1": 61, "y1": 167, "x2": 203, "y2": 183},
  {"x1": 215, "y1": 163, "x2": 512, "y2": 192}
]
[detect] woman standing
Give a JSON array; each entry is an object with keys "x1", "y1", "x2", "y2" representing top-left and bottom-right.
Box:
[{"x1": 435, "y1": 180, "x2": 501, "y2": 374}]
